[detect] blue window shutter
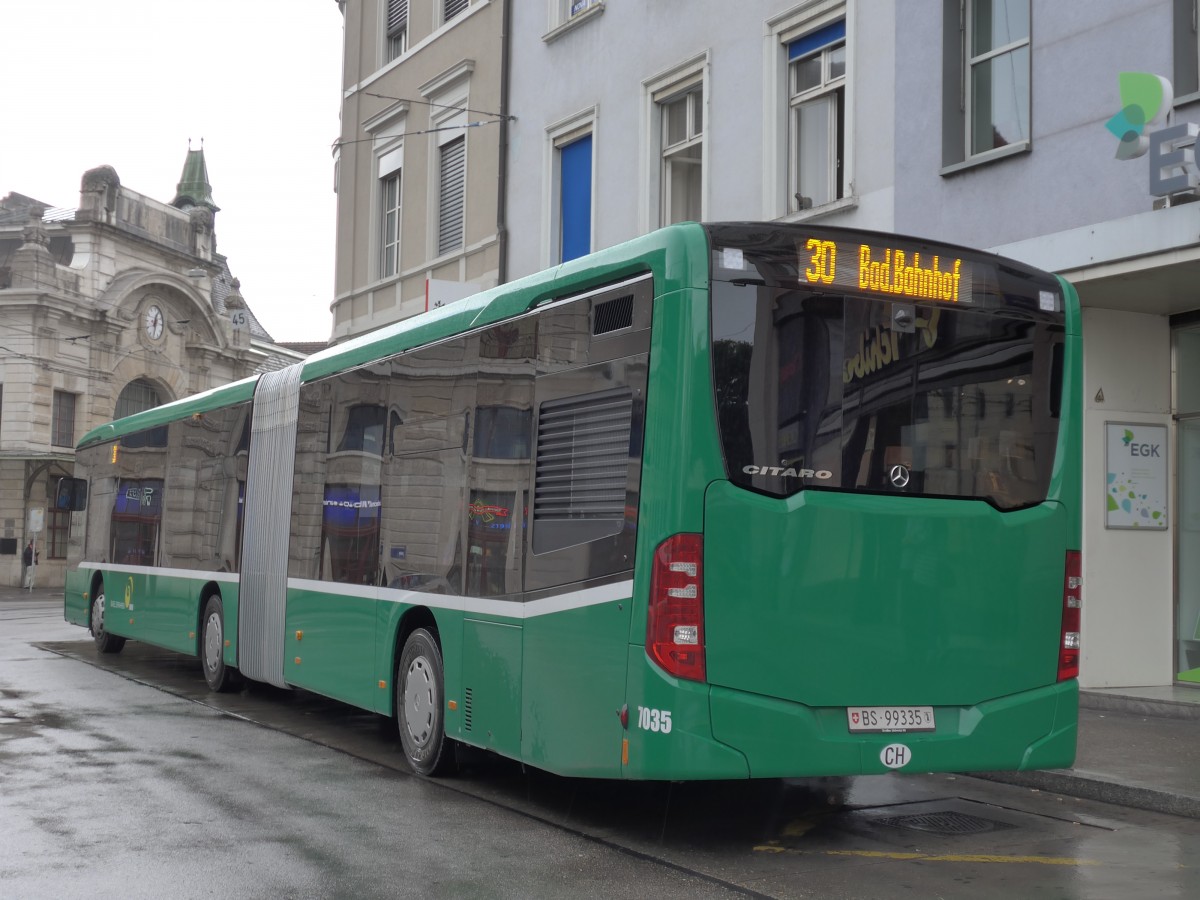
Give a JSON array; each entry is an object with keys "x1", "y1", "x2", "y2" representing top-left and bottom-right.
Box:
[
  {"x1": 559, "y1": 134, "x2": 592, "y2": 262},
  {"x1": 788, "y1": 19, "x2": 845, "y2": 60}
]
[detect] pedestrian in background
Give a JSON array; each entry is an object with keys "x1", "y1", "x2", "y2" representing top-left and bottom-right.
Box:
[{"x1": 21, "y1": 540, "x2": 37, "y2": 590}]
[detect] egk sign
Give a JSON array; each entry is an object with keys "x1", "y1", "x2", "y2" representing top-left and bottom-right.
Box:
[
  {"x1": 1107, "y1": 72, "x2": 1200, "y2": 198},
  {"x1": 1149, "y1": 123, "x2": 1200, "y2": 196}
]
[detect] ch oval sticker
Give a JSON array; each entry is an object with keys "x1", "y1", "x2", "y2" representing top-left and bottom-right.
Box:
[{"x1": 880, "y1": 743, "x2": 912, "y2": 770}]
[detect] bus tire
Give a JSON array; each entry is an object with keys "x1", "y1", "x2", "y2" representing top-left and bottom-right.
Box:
[
  {"x1": 201, "y1": 594, "x2": 238, "y2": 693},
  {"x1": 396, "y1": 628, "x2": 455, "y2": 777},
  {"x1": 90, "y1": 585, "x2": 126, "y2": 655}
]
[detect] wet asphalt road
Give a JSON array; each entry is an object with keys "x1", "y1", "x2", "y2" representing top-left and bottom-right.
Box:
[{"x1": 2, "y1": 596, "x2": 1199, "y2": 899}]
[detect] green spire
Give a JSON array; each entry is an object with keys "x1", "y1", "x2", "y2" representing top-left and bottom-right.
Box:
[{"x1": 172, "y1": 143, "x2": 219, "y2": 211}]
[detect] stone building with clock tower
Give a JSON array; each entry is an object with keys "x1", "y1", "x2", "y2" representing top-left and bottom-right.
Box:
[{"x1": 0, "y1": 149, "x2": 306, "y2": 588}]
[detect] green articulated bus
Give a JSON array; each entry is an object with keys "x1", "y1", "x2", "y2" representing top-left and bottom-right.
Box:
[{"x1": 62, "y1": 222, "x2": 1082, "y2": 780}]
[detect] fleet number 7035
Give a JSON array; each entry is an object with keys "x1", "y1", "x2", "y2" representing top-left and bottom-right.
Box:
[{"x1": 636, "y1": 706, "x2": 673, "y2": 734}]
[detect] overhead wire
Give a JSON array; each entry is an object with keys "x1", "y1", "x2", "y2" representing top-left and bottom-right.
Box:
[
  {"x1": 359, "y1": 92, "x2": 515, "y2": 121},
  {"x1": 329, "y1": 93, "x2": 516, "y2": 150},
  {"x1": 331, "y1": 118, "x2": 501, "y2": 148},
  {"x1": 0, "y1": 319, "x2": 254, "y2": 371}
]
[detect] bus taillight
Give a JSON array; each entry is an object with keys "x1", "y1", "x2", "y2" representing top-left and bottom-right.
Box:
[
  {"x1": 1059, "y1": 550, "x2": 1082, "y2": 681},
  {"x1": 647, "y1": 533, "x2": 706, "y2": 682}
]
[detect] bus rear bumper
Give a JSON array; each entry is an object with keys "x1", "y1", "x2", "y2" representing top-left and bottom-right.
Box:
[{"x1": 708, "y1": 679, "x2": 1078, "y2": 778}]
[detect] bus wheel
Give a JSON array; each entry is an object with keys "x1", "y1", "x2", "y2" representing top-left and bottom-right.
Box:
[
  {"x1": 201, "y1": 594, "x2": 238, "y2": 693},
  {"x1": 90, "y1": 586, "x2": 126, "y2": 655},
  {"x1": 396, "y1": 628, "x2": 455, "y2": 777}
]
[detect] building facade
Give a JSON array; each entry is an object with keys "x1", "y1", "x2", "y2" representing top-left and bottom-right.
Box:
[
  {"x1": 331, "y1": 0, "x2": 507, "y2": 341},
  {"x1": 0, "y1": 153, "x2": 301, "y2": 588},
  {"x1": 331, "y1": 1, "x2": 1200, "y2": 689}
]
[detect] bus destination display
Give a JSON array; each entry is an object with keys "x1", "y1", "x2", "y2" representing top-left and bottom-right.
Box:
[{"x1": 801, "y1": 236, "x2": 970, "y2": 304}]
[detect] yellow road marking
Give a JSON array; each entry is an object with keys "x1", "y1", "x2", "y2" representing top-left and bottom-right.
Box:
[
  {"x1": 754, "y1": 846, "x2": 1100, "y2": 866},
  {"x1": 781, "y1": 819, "x2": 820, "y2": 839}
]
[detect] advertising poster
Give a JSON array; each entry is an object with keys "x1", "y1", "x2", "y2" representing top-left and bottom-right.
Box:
[{"x1": 1105, "y1": 422, "x2": 1168, "y2": 530}]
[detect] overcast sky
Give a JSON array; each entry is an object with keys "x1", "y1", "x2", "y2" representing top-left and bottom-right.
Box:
[{"x1": 1, "y1": 1, "x2": 344, "y2": 343}]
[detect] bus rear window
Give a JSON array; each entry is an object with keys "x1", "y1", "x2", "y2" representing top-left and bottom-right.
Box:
[{"x1": 711, "y1": 282, "x2": 1064, "y2": 510}]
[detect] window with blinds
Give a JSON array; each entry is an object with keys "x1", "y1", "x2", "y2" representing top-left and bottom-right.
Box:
[
  {"x1": 444, "y1": 0, "x2": 469, "y2": 24},
  {"x1": 386, "y1": 0, "x2": 408, "y2": 61},
  {"x1": 438, "y1": 136, "x2": 466, "y2": 255}
]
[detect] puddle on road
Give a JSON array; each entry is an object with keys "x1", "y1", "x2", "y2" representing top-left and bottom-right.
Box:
[{"x1": 756, "y1": 795, "x2": 1114, "y2": 870}]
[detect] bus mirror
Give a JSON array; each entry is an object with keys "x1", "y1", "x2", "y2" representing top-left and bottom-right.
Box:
[{"x1": 55, "y1": 477, "x2": 88, "y2": 511}]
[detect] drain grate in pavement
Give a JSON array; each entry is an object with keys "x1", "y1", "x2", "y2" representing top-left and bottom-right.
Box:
[{"x1": 874, "y1": 810, "x2": 1016, "y2": 835}]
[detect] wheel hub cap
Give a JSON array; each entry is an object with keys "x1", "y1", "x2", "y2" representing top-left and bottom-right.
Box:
[{"x1": 404, "y1": 656, "x2": 436, "y2": 747}]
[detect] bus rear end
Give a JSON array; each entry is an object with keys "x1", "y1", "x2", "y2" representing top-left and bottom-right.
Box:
[{"x1": 630, "y1": 224, "x2": 1081, "y2": 779}]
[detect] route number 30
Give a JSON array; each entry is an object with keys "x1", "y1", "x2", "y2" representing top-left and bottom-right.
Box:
[
  {"x1": 636, "y1": 706, "x2": 673, "y2": 734},
  {"x1": 805, "y1": 238, "x2": 837, "y2": 284}
]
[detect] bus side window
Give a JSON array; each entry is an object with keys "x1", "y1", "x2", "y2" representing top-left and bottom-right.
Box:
[{"x1": 525, "y1": 277, "x2": 652, "y2": 592}]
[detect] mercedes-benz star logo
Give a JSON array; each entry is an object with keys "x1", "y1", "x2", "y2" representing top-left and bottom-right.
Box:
[{"x1": 889, "y1": 465, "x2": 911, "y2": 489}]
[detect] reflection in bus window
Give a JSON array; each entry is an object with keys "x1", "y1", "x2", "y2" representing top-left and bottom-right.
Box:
[
  {"x1": 338, "y1": 405, "x2": 389, "y2": 455},
  {"x1": 473, "y1": 406, "x2": 532, "y2": 459},
  {"x1": 321, "y1": 484, "x2": 381, "y2": 585},
  {"x1": 111, "y1": 478, "x2": 163, "y2": 566},
  {"x1": 467, "y1": 490, "x2": 520, "y2": 596},
  {"x1": 712, "y1": 280, "x2": 1062, "y2": 511}
]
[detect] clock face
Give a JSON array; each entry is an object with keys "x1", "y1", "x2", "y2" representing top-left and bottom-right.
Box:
[{"x1": 144, "y1": 305, "x2": 164, "y2": 340}]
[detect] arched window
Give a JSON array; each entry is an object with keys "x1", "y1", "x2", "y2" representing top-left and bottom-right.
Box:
[
  {"x1": 115, "y1": 379, "x2": 164, "y2": 419},
  {"x1": 116, "y1": 379, "x2": 167, "y2": 448},
  {"x1": 336, "y1": 404, "x2": 390, "y2": 455}
]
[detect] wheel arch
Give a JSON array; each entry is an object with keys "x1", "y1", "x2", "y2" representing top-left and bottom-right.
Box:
[
  {"x1": 88, "y1": 570, "x2": 106, "y2": 635},
  {"x1": 195, "y1": 581, "x2": 224, "y2": 643},
  {"x1": 89, "y1": 570, "x2": 106, "y2": 603},
  {"x1": 388, "y1": 605, "x2": 440, "y2": 717}
]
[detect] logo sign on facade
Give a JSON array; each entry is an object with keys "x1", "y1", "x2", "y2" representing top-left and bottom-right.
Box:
[
  {"x1": 425, "y1": 278, "x2": 481, "y2": 312},
  {"x1": 1108, "y1": 73, "x2": 1200, "y2": 199},
  {"x1": 1107, "y1": 72, "x2": 1173, "y2": 159},
  {"x1": 1105, "y1": 422, "x2": 1168, "y2": 530}
]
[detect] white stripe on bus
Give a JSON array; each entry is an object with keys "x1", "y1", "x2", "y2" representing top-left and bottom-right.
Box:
[
  {"x1": 78, "y1": 564, "x2": 632, "y2": 621},
  {"x1": 79, "y1": 563, "x2": 240, "y2": 584}
]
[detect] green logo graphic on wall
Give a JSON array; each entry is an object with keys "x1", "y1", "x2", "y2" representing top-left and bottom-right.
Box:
[
  {"x1": 1106, "y1": 423, "x2": 1167, "y2": 529},
  {"x1": 1106, "y1": 476, "x2": 1162, "y2": 520}
]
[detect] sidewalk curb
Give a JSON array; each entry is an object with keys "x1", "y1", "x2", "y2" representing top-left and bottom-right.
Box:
[
  {"x1": 971, "y1": 769, "x2": 1200, "y2": 820},
  {"x1": 1081, "y1": 691, "x2": 1200, "y2": 721},
  {"x1": 0, "y1": 589, "x2": 60, "y2": 602}
]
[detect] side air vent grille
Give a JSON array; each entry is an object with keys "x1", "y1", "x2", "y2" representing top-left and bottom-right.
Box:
[
  {"x1": 463, "y1": 687, "x2": 473, "y2": 732},
  {"x1": 593, "y1": 294, "x2": 634, "y2": 335},
  {"x1": 535, "y1": 388, "x2": 633, "y2": 522}
]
